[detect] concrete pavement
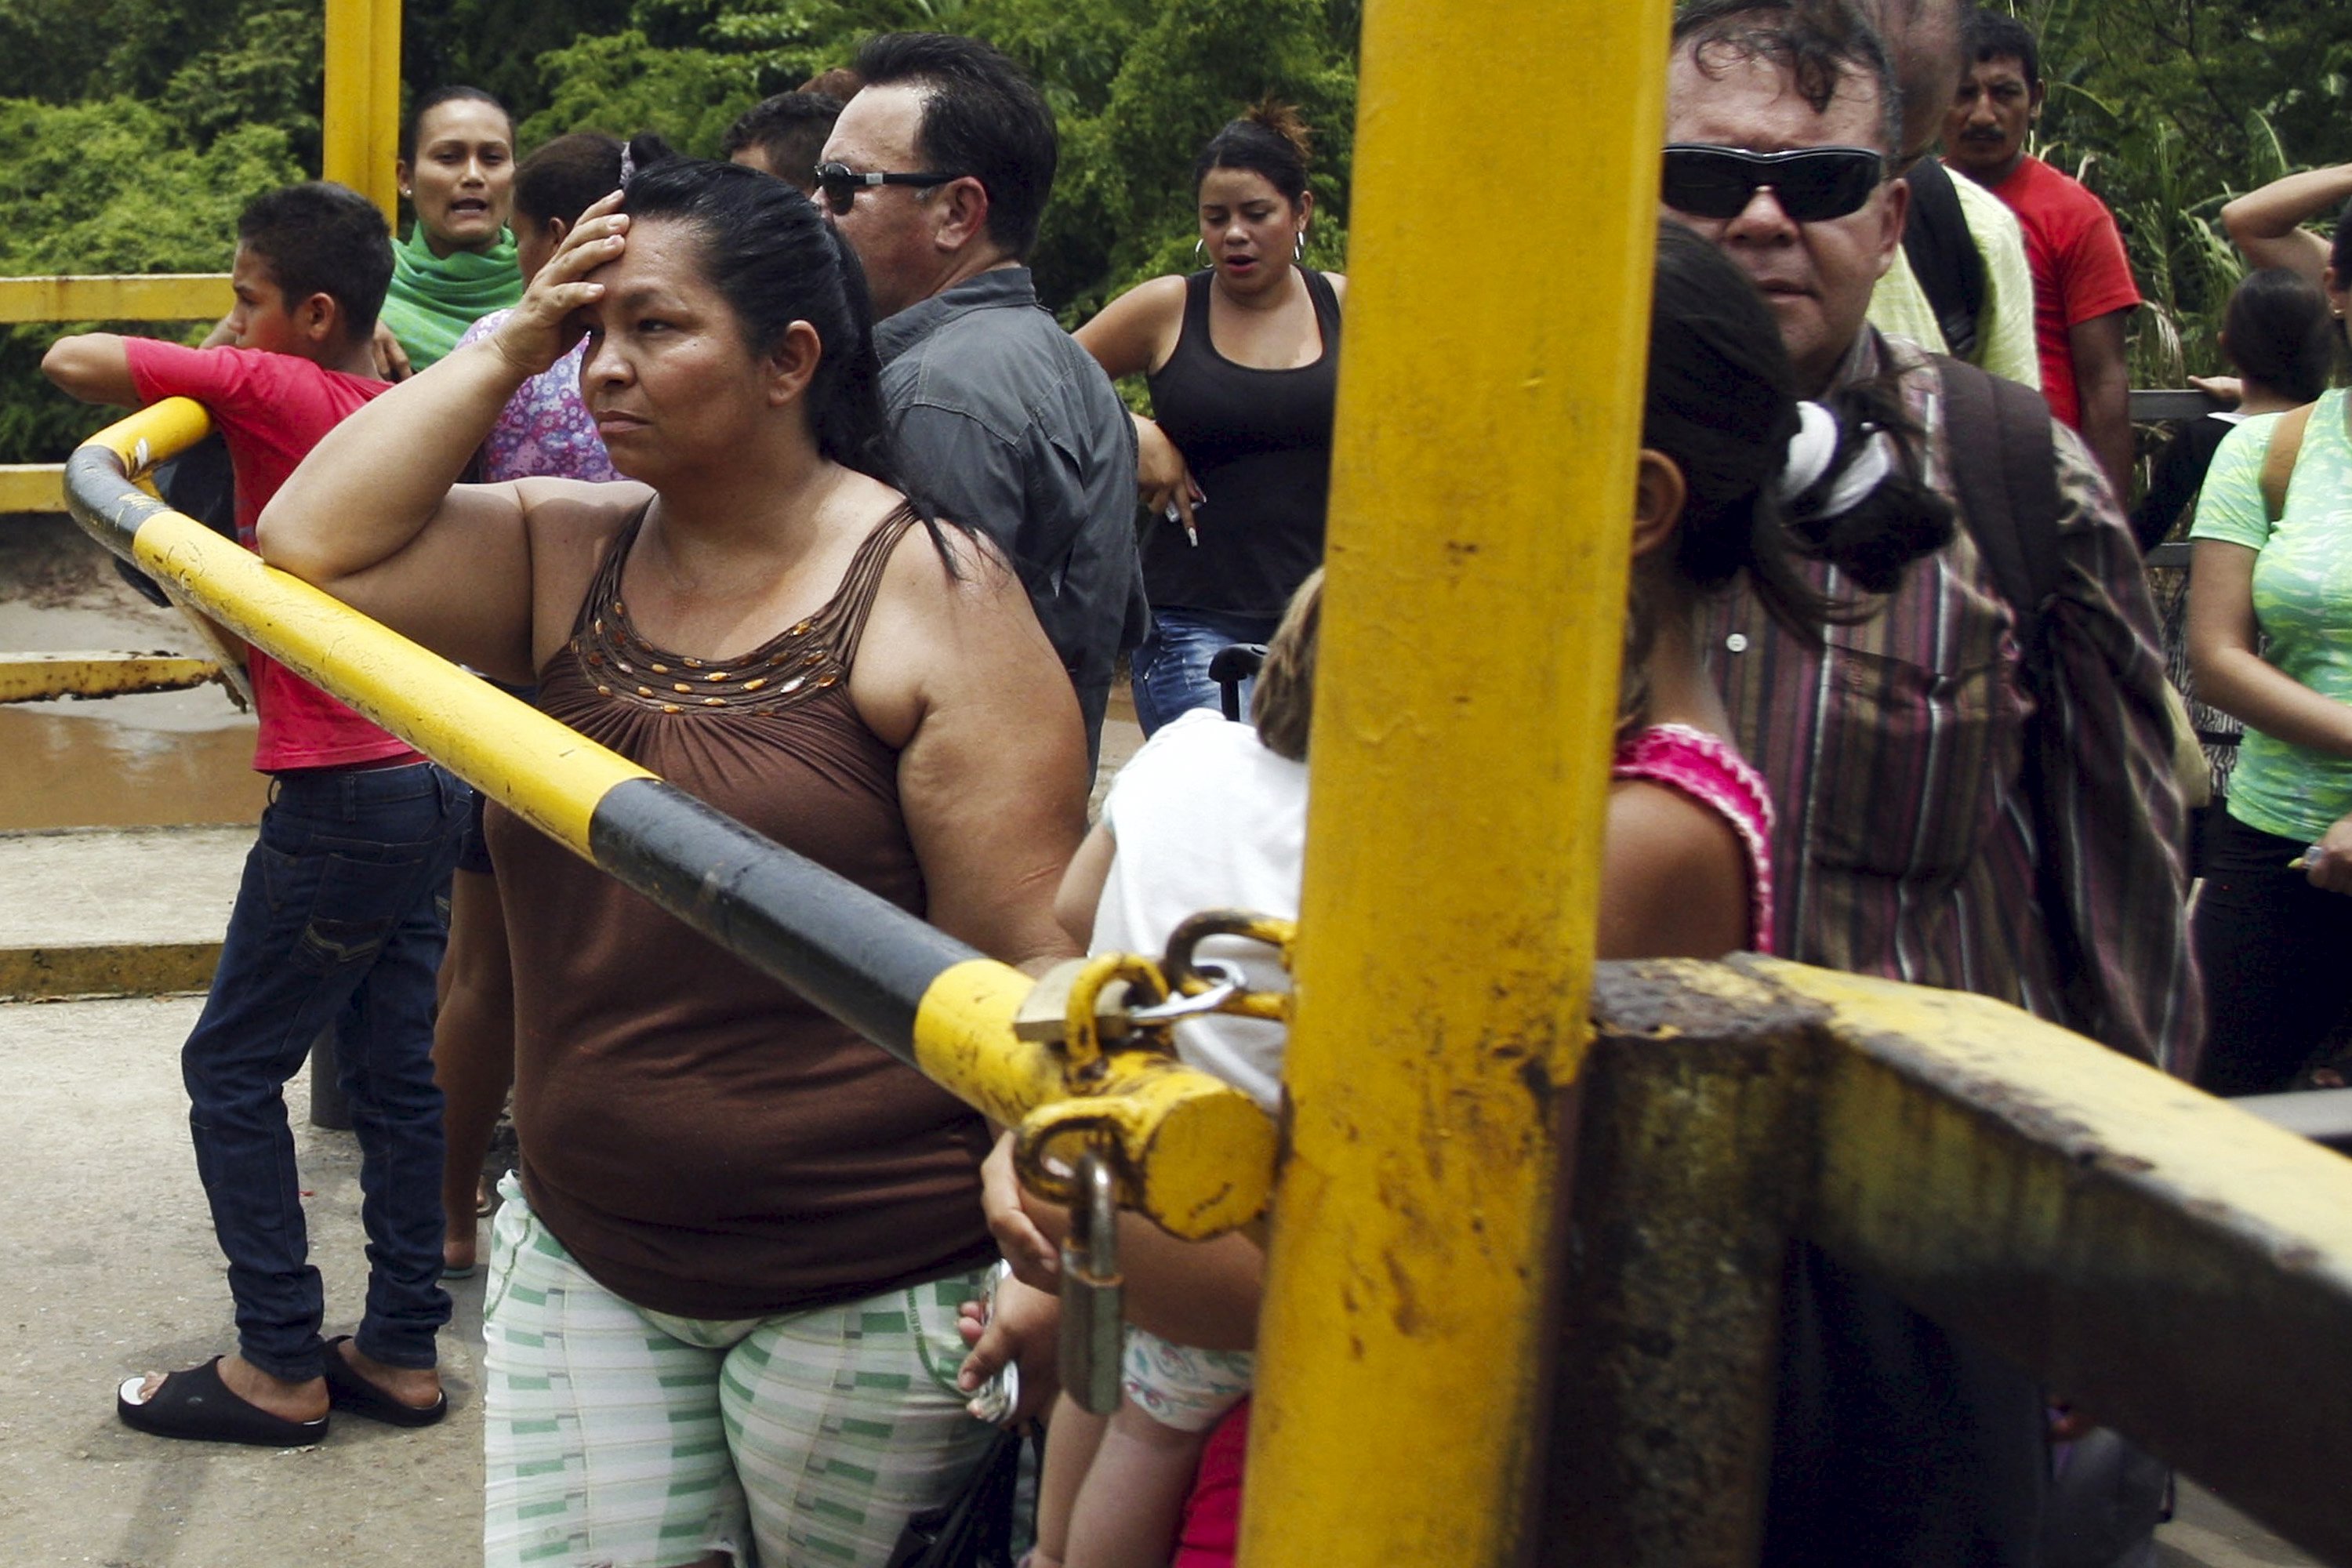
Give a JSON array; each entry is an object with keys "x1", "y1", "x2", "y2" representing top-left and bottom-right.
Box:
[
  {"x1": 0, "y1": 993, "x2": 482, "y2": 1566},
  {"x1": 0, "y1": 800, "x2": 2328, "y2": 1566}
]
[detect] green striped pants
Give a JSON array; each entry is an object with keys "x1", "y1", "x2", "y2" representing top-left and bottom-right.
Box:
[{"x1": 483, "y1": 1175, "x2": 997, "y2": 1566}]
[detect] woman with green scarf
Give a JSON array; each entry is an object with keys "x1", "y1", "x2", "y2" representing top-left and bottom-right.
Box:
[{"x1": 379, "y1": 87, "x2": 524, "y2": 373}]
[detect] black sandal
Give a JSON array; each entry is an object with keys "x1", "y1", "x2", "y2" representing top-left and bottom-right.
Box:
[
  {"x1": 116, "y1": 1358, "x2": 328, "y2": 1448},
  {"x1": 322, "y1": 1337, "x2": 448, "y2": 1428}
]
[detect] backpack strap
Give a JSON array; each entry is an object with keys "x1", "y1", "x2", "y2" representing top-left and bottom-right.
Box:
[
  {"x1": 2260, "y1": 402, "x2": 2314, "y2": 525},
  {"x1": 1936, "y1": 355, "x2": 2061, "y2": 677},
  {"x1": 1903, "y1": 160, "x2": 1990, "y2": 362},
  {"x1": 1936, "y1": 354, "x2": 2100, "y2": 1024}
]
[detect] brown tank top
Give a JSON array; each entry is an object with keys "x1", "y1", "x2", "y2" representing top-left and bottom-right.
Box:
[{"x1": 485, "y1": 503, "x2": 995, "y2": 1319}]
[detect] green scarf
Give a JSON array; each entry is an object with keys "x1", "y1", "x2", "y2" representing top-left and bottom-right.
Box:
[{"x1": 379, "y1": 223, "x2": 524, "y2": 371}]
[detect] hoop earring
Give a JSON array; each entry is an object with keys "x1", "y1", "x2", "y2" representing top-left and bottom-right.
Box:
[{"x1": 1194, "y1": 239, "x2": 1207, "y2": 265}]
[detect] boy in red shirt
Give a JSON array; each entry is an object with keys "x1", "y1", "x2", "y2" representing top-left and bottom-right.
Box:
[{"x1": 45, "y1": 182, "x2": 470, "y2": 1446}]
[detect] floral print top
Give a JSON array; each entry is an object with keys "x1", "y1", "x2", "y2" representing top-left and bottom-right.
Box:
[{"x1": 456, "y1": 309, "x2": 618, "y2": 484}]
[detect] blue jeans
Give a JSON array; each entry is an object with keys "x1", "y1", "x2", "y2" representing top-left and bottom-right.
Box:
[
  {"x1": 182, "y1": 760, "x2": 470, "y2": 1381},
  {"x1": 1129, "y1": 608, "x2": 1282, "y2": 738}
]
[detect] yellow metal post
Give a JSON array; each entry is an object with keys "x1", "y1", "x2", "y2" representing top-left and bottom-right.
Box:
[
  {"x1": 1240, "y1": 0, "x2": 1670, "y2": 1561},
  {"x1": 322, "y1": 0, "x2": 403, "y2": 223}
]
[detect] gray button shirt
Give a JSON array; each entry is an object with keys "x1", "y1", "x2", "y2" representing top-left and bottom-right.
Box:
[{"x1": 876, "y1": 267, "x2": 1144, "y2": 752}]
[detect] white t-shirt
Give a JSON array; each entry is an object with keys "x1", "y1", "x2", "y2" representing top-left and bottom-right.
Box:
[{"x1": 1093, "y1": 708, "x2": 1306, "y2": 1113}]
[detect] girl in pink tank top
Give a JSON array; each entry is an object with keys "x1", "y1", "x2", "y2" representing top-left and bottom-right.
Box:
[
  {"x1": 1020, "y1": 226, "x2": 1962, "y2": 1568},
  {"x1": 1588, "y1": 224, "x2": 1954, "y2": 961}
]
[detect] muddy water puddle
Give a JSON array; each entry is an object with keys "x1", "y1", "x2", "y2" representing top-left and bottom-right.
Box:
[{"x1": 0, "y1": 518, "x2": 263, "y2": 830}]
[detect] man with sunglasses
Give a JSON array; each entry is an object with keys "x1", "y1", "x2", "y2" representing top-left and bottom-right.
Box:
[
  {"x1": 1666, "y1": 2, "x2": 2198, "y2": 1564},
  {"x1": 822, "y1": 31, "x2": 1142, "y2": 757}
]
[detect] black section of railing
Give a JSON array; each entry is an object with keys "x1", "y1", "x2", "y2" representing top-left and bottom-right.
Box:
[{"x1": 586, "y1": 776, "x2": 979, "y2": 1062}]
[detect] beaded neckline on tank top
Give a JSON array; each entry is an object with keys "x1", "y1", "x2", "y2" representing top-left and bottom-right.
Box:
[{"x1": 568, "y1": 502, "x2": 920, "y2": 717}]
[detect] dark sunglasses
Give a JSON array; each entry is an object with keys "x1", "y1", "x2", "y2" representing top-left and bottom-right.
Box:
[
  {"x1": 811, "y1": 162, "x2": 958, "y2": 217},
  {"x1": 1661, "y1": 143, "x2": 1886, "y2": 222}
]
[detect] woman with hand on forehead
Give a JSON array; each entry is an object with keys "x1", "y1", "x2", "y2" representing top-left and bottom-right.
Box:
[
  {"x1": 1075, "y1": 103, "x2": 1346, "y2": 735},
  {"x1": 261, "y1": 145, "x2": 1087, "y2": 1567},
  {"x1": 377, "y1": 86, "x2": 524, "y2": 376}
]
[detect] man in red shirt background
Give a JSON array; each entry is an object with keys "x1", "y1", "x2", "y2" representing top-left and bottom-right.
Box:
[
  {"x1": 45, "y1": 182, "x2": 469, "y2": 1447},
  {"x1": 1945, "y1": 6, "x2": 2141, "y2": 497}
]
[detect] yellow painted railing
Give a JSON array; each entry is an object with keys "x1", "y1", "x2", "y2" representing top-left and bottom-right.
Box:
[
  {"x1": 0, "y1": 274, "x2": 231, "y2": 325},
  {"x1": 65, "y1": 398, "x2": 1275, "y2": 1241}
]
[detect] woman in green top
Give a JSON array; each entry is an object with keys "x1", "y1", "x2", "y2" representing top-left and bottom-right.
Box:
[
  {"x1": 2186, "y1": 200, "x2": 2352, "y2": 1096},
  {"x1": 379, "y1": 87, "x2": 524, "y2": 373}
]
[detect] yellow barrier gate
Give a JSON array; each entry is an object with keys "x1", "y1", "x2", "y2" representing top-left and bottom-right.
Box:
[
  {"x1": 38, "y1": 0, "x2": 2352, "y2": 1560},
  {"x1": 64, "y1": 400, "x2": 1275, "y2": 1243}
]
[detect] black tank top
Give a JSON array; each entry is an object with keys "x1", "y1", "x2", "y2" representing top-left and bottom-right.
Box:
[{"x1": 1142, "y1": 267, "x2": 1342, "y2": 616}]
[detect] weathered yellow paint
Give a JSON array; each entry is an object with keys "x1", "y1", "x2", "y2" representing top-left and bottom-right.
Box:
[
  {"x1": 322, "y1": 0, "x2": 403, "y2": 223},
  {"x1": 1760, "y1": 957, "x2": 2352, "y2": 1243},
  {"x1": 125, "y1": 509, "x2": 652, "y2": 852},
  {"x1": 71, "y1": 400, "x2": 256, "y2": 707},
  {"x1": 0, "y1": 274, "x2": 231, "y2": 325},
  {"x1": 82, "y1": 397, "x2": 216, "y2": 477},
  {"x1": 0, "y1": 653, "x2": 222, "y2": 704},
  {"x1": 0, "y1": 464, "x2": 63, "y2": 514},
  {"x1": 1745, "y1": 956, "x2": 2352, "y2": 1561},
  {"x1": 0, "y1": 940, "x2": 219, "y2": 1002},
  {"x1": 71, "y1": 401, "x2": 650, "y2": 852},
  {"x1": 912, "y1": 958, "x2": 1278, "y2": 1239},
  {"x1": 1240, "y1": 0, "x2": 1670, "y2": 1560}
]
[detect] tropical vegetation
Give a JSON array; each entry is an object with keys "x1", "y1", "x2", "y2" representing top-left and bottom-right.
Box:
[{"x1": 0, "y1": 0, "x2": 2347, "y2": 466}]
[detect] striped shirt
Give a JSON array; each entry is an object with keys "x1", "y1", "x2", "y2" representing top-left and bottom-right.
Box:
[{"x1": 1704, "y1": 332, "x2": 2201, "y2": 1071}]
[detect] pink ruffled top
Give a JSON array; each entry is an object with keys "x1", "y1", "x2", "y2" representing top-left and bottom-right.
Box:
[{"x1": 1611, "y1": 722, "x2": 1777, "y2": 953}]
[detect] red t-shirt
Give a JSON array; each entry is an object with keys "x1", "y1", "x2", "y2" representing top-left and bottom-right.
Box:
[
  {"x1": 1968, "y1": 154, "x2": 2140, "y2": 430},
  {"x1": 123, "y1": 339, "x2": 420, "y2": 774}
]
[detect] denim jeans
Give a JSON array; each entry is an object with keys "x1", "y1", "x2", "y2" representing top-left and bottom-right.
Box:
[
  {"x1": 181, "y1": 760, "x2": 469, "y2": 1381},
  {"x1": 1129, "y1": 607, "x2": 1282, "y2": 738}
]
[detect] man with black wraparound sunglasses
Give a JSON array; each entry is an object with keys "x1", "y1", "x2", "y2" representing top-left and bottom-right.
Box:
[
  {"x1": 1659, "y1": 2, "x2": 2200, "y2": 1566},
  {"x1": 819, "y1": 31, "x2": 1143, "y2": 763}
]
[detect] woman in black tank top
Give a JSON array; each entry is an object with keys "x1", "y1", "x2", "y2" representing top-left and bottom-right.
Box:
[{"x1": 1076, "y1": 103, "x2": 1348, "y2": 735}]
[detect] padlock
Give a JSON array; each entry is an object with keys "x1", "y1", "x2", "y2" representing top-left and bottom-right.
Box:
[{"x1": 1058, "y1": 1143, "x2": 1125, "y2": 1416}]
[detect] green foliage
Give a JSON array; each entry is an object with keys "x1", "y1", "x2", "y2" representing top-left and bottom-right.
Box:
[
  {"x1": 518, "y1": 28, "x2": 760, "y2": 154},
  {"x1": 515, "y1": 0, "x2": 1361, "y2": 315},
  {"x1": 0, "y1": 94, "x2": 302, "y2": 462},
  {"x1": 1998, "y1": 0, "x2": 2352, "y2": 387},
  {"x1": 155, "y1": 7, "x2": 325, "y2": 165},
  {"x1": 402, "y1": 0, "x2": 637, "y2": 115}
]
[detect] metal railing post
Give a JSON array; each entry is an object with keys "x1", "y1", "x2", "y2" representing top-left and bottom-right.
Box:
[
  {"x1": 322, "y1": 0, "x2": 402, "y2": 223},
  {"x1": 1236, "y1": 0, "x2": 1672, "y2": 1559},
  {"x1": 1542, "y1": 962, "x2": 1824, "y2": 1562}
]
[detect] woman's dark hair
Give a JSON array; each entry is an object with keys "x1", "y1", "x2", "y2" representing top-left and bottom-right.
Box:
[
  {"x1": 2223, "y1": 268, "x2": 2334, "y2": 405},
  {"x1": 401, "y1": 86, "x2": 511, "y2": 164},
  {"x1": 615, "y1": 138, "x2": 948, "y2": 552},
  {"x1": 1192, "y1": 101, "x2": 1312, "y2": 207},
  {"x1": 512, "y1": 132, "x2": 624, "y2": 230},
  {"x1": 1642, "y1": 220, "x2": 1954, "y2": 657}
]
